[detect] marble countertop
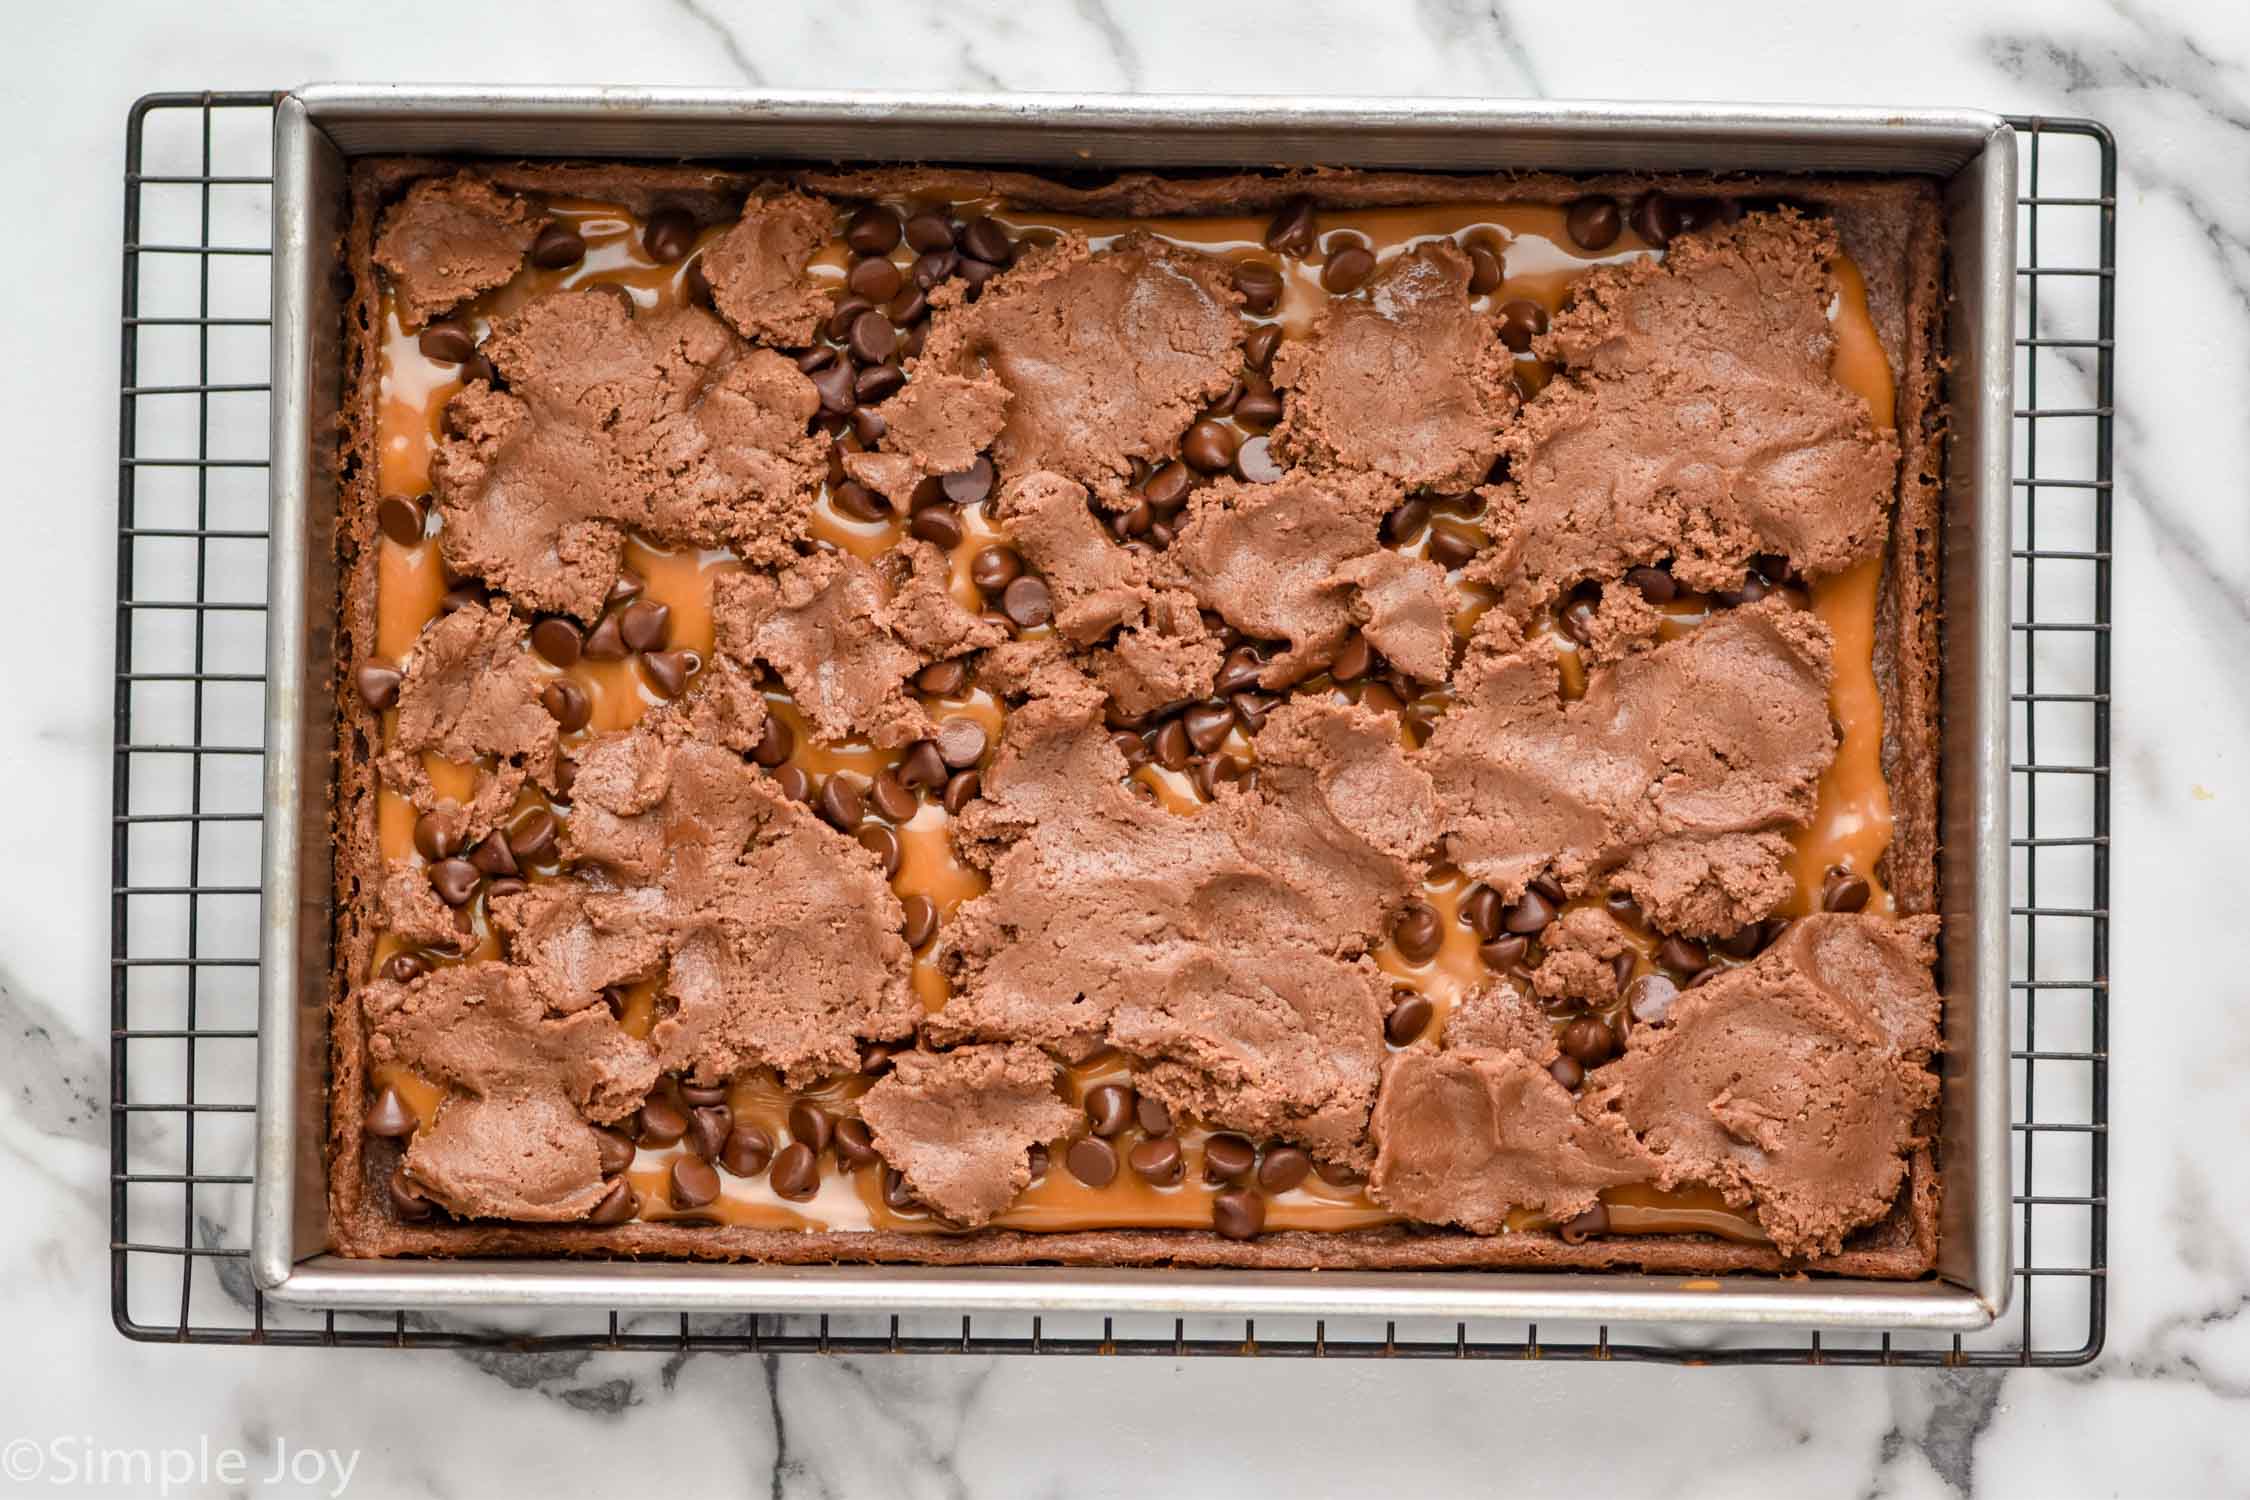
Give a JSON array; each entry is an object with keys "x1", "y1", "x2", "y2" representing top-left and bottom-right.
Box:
[{"x1": 3, "y1": 0, "x2": 2236, "y2": 1494}]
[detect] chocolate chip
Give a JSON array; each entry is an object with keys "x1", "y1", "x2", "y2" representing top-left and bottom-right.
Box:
[
  {"x1": 411, "y1": 813, "x2": 458, "y2": 862},
  {"x1": 1560, "y1": 1017, "x2": 1616, "y2": 1067},
  {"x1": 1329, "y1": 634, "x2": 1376, "y2": 684},
  {"x1": 846, "y1": 207, "x2": 904, "y2": 256},
  {"x1": 1084, "y1": 1083, "x2": 1136, "y2": 1138},
  {"x1": 380, "y1": 1165, "x2": 432, "y2": 1223},
  {"x1": 788, "y1": 1101, "x2": 835, "y2": 1154},
  {"x1": 535, "y1": 678, "x2": 590, "y2": 732},
  {"x1": 957, "y1": 216, "x2": 1015, "y2": 266},
  {"x1": 593, "y1": 1124, "x2": 636, "y2": 1176},
  {"x1": 799, "y1": 345, "x2": 840, "y2": 375},
  {"x1": 1460, "y1": 884, "x2": 1504, "y2": 941},
  {"x1": 642, "y1": 648, "x2": 699, "y2": 699},
  {"x1": 380, "y1": 952, "x2": 430, "y2": 983},
  {"x1": 1502, "y1": 888, "x2": 1556, "y2": 935},
  {"x1": 901, "y1": 894, "x2": 938, "y2": 950},
  {"x1": 908, "y1": 504, "x2": 965, "y2": 550},
  {"x1": 417, "y1": 322, "x2": 476, "y2": 364},
  {"x1": 750, "y1": 715, "x2": 794, "y2": 769},
  {"x1": 1548, "y1": 1055, "x2": 1584, "y2": 1090},
  {"x1": 684, "y1": 257, "x2": 714, "y2": 307},
  {"x1": 808, "y1": 359, "x2": 857, "y2": 415},
  {"x1": 935, "y1": 717, "x2": 988, "y2": 769},
  {"x1": 900, "y1": 739, "x2": 949, "y2": 791},
  {"x1": 830, "y1": 479, "x2": 887, "y2": 523},
  {"x1": 945, "y1": 769, "x2": 990, "y2": 814},
  {"x1": 364, "y1": 1087, "x2": 417, "y2": 1138},
  {"x1": 846, "y1": 255, "x2": 903, "y2": 302},
  {"x1": 886, "y1": 285, "x2": 930, "y2": 326},
  {"x1": 1712, "y1": 570, "x2": 1769, "y2": 608},
  {"x1": 528, "y1": 616, "x2": 582, "y2": 668},
  {"x1": 1127, "y1": 1136, "x2": 1184, "y2": 1186},
  {"x1": 1257, "y1": 1145, "x2": 1312, "y2": 1194},
  {"x1": 769, "y1": 1142, "x2": 821, "y2": 1201},
  {"x1": 851, "y1": 823, "x2": 900, "y2": 879},
  {"x1": 818, "y1": 774, "x2": 864, "y2": 831},
  {"x1": 1112, "y1": 730, "x2": 1151, "y2": 766},
  {"x1": 1232, "y1": 435, "x2": 1285, "y2": 484},
  {"x1": 1053, "y1": 1135, "x2": 1113, "y2": 1188},
  {"x1": 903, "y1": 212, "x2": 956, "y2": 253},
  {"x1": 1212, "y1": 1187, "x2": 1266, "y2": 1240},
  {"x1": 1657, "y1": 936, "x2": 1708, "y2": 975},
  {"x1": 1263, "y1": 195, "x2": 1317, "y2": 255},
  {"x1": 720, "y1": 1121, "x2": 774, "y2": 1177},
  {"x1": 1360, "y1": 681, "x2": 1407, "y2": 717},
  {"x1": 1244, "y1": 323, "x2": 1284, "y2": 372},
  {"x1": 1822, "y1": 869, "x2": 1872, "y2": 913},
  {"x1": 1321, "y1": 243, "x2": 1375, "y2": 294},
  {"x1": 1466, "y1": 243, "x2": 1505, "y2": 294},
  {"x1": 1426, "y1": 524, "x2": 1482, "y2": 571},
  {"x1": 355, "y1": 664, "x2": 403, "y2": 711},
  {"x1": 1181, "y1": 419, "x2": 1238, "y2": 474},
  {"x1": 1560, "y1": 195, "x2": 1620, "y2": 252},
  {"x1": 1629, "y1": 192, "x2": 1682, "y2": 249},
  {"x1": 529, "y1": 221, "x2": 587, "y2": 269},
  {"x1": 617, "y1": 598, "x2": 671, "y2": 653},
  {"x1": 426, "y1": 858, "x2": 479, "y2": 907},
  {"x1": 1231, "y1": 692, "x2": 1278, "y2": 736},
  {"x1": 643, "y1": 209, "x2": 698, "y2": 264},
  {"x1": 684, "y1": 1103, "x2": 732, "y2": 1161},
  {"x1": 1214, "y1": 645, "x2": 1264, "y2": 697},
  {"x1": 1560, "y1": 595, "x2": 1600, "y2": 646},
  {"x1": 580, "y1": 610, "x2": 627, "y2": 660},
  {"x1": 467, "y1": 831, "x2": 518, "y2": 879},
  {"x1": 915, "y1": 658, "x2": 968, "y2": 696},
  {"x1": 833, "y1": 1117, "x2": 880, "y2": 1170},
  {"x1": 869, "y1": 768, "x2": 917, "y2": 823},
  {"x1": 1203, "y1": 1133, "x2": 1255, "y2": 1184},
  {"x1": 1135, "y1": 1095, "x2": 1173, "y2": 1137},
  {"x1": 637, "y1": 1089, "x2": 688, "y2": 1147},
  {"x1": 1381, "y1": 497, "x2": 1430, "y2": 546},
  {"x1": 1626, "y1": 973, "x2": 1679, "y2": 1026},
  {"x1": 1392, "y1": 900, "x2": 1443, "y2": 963},
  {"x1": 1151, "y1": 718, "x2": 1191, "y2": 772},
  {"x1": 1025, "y1": 1142, "x2": 1050, "y2": 1184},
  {"x1": 1478, "y1": 935, "x2": 1529, "y2": 973},
  {"x1": 846, "y1": 309, "x2": 898, "y2": 366},
  {"x1": 1760, "y1": 916, "x2": 1794, "y2": 950},
  {"x1": 910, "y1": 247, "x2": 960, "y2": 289},
  {"x1": 969, "y1": 545, "x2": 1021, "y2": 593},
  {"x1": 376, "y1": 493, "x2": 428, "y2": 546},
  {"x1": 438, "y1": 584, "x2": 487, "y2": 618},
  {"x1": 1232, "y1": 258, "x2": 1283, "y2": 314},
  {"x1": 1625, "y1": 564, "x2": 1678, "y2": 605},
  {"x1": 1385, "y1": 991, "x2": 1434, "y2": 1046},
  {"x1": 1558, "y1": 1203, "x2": 1610, "y2": 1243},
  {"x1": 882, "y1": 1167, "x2": 918, "y2": 1211},
  {"x1": 1001, "y1": 576, "x2": 1053, "y2": 630},
  {"x1": 1717, "y1": 926, "x2": 1764, "y2": 960},
  {"x1": 1181, "y1": 701, "x2": 1234, "y2": 756},
  {"x1": 772, "y1": 765, "x2": 813, "y2": 802},
  {"x1": 1497, "y1": 298, "x2": 1548, "y2": 354},
  {"x1": 1142, "y1": 461, "x2": 1194, "y2": 511}
]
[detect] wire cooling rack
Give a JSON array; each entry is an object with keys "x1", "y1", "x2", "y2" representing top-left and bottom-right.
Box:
[{"x1": 111, "y1": 93, "x2": 2113, "y2": 1364}]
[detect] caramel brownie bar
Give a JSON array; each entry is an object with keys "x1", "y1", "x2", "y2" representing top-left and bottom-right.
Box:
[{"x1": 325, "y1": 157, "x2": 1947, "y2": 1277}]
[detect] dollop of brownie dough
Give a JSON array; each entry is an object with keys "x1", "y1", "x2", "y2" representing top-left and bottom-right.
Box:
[
  {"x1": 858, "y1": 1044, "x2": 1079, "y2": 1226},
  {"x1": 1440, "y1": 982, "x2": 1555, "y2": 1061},
  {"x1": 378, "y1": 602, "x2": 560, "y2": 839},
  {"x1": 711, "y1": 550, "x2": 952, "y2": 749},
  {"x1": 1271, "y1": 241, "x2": 1519, "y2": 493},
  {"x1": 993, "y1": 472, "x2": 1158, "y2": 645},
  {"x1": 378, "y1": 859, "x2": 467, "y2": 954},
  {"x1": 918, "y1": 232, "x2": 1243, "y2": 490},
  {"x1": 1590, "y1": 913, "x2": 1941, "y2": 1258},
  {"x1": 362, "y1": 962, "x2": 657, "y2": 1221},
  {"x1": 844, "y1": 372, "x2": 1012, "y2": 506},
  {"x1": 1335, "y1": 548, "x2": 1457, "y2": 684},
  {"x1": 883, "y1": 538, "x2": 1010, "y2": 660},
  {"x1": 935, "y1": 692, "x2": 1434, "y2": 1166},
  {"x1": 1472, "y1": 211, "x2": 1900, "y2": 622},
  {"x1": 1086, "y1": 590, "x2": 1222, "y2": 718},
  {"x1": 512, "y1": 714, "x2": 920, "y2": 1085},
  {"x1": 1169, "y1": 470, "x2": 1402, "y2": 688},
  {"x1": 1424, "y1": 598, "x2": 1834, "y2": 935},
  {"x1": 373, "y1": 173, "x2": 545, "y2": 330},
  {"x1": 432, "y1": 289, "x2": 823, "y2": 619},
  {"x1": 1369, "y1": 1047, "x2": 1654, "y2": 1231},
  {"x1": 697, "y1": 189, "x2": 834, "y2": 347}
]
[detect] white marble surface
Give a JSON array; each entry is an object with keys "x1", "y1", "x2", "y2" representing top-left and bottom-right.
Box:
[{"x1": 1, "y1": 0, "x2": 2237, "y2": 1494}]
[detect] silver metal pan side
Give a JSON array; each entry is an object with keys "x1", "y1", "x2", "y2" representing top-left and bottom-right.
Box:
[{"x1": 254, "y1": 88, "x2": 2014, "y2": 1333}]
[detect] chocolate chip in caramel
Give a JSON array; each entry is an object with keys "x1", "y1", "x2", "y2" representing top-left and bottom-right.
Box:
[
  {"x1": 808, "y1": 359, "x2": 858, "y2": 415},
  {"x1": 1557, "y1": 1203, "x2": 1610, "y2": 1244},
  {"x1": 1181, "y1": 419, "x2": 1238, "y2": 475},
  {"x1": 1328, "y1": 633, "x2": 1377, "y2": 684},
  {"x1": 935, "y1": 717, "x2": 988, "y2": 769},
  {"x1": 642, "y1": 648, "x2": 699, "y2": 699},
  {"x1": 411, "y1": 813, "x2": 457, "y2": 861},
  {"x1": 901, "y1": 894, "x2": 938, "y2": 951},
  {"x1": 787, "y1": 1101, "x2": 835, "y2": 1154},
  {"x1": 720, "y1": 1121, "x2": 774, "y2": 1177},
  {"x1": 1560, "y1": 1017, "x2": 1616, "y2": 1067},
  {"x1": 417, "y1": 322, "x2": 477, "y2": 364},
  {"x1": 773, "y1": 765, "x2": 814, "y2": 802},
  {"x1": 899, "y1": 739, "x2": 948, "y2": 791},
  {"x1": 1128, "y1": 1095, "x2": 1171, "y2": 1138},
  {"x1": 911, "y1": 247, "x2": 960, "y2": 289},
  {"x1": 1321, "y1": 242, "x2": 1376, "y2": 294},
  {"x1": 529, "y1": 221, "x2": 588, "y2": 269},
  {"x1": 767, "y1": 1145, "x2": 818, "y2": 1201},
  {"x1": 1181, "y1": 702, "x2": 1234, "y2": 756},
  {"x1": 1000, "y1": 575, "x2": 1053, "y2": 630},
  {"x1": 855, "y1": 823, "x2": 903, "y2": 878},
  {"x1": 1313, "y1": 1159, "x2": 1364, "y2": 1188},
  {"x1": 578, "y1": 1177, "x2": 634, "y2": 1225},
  {"x1": 1381, "y1": 497, "x2": 1431, "y2": 546},
  {"x1": 903, "y1": 211, "x2": 956, "y2": 253},
  {"x1": 1257, "y1": 1145, "x2": 1311, "y2": 1194},
  {"x1": 388, "y1": 1166, "x2": 434, "y2": 1222},
  {"x1": 637, "y1": 1089, "x2": 688, "y2": 1147},
  {"x1": 750, "y1": 715, "x2": 794, "y2": 769},
  {"x1": 593, "y1": 1124, "x2": 637, "y2": 1176},
  {"x1": 1128, "y1": 1136, "x2": 1184, "y2": 1186},
  {"x1": 1232, "y1": 434, "x2": 1285, "y2": 485},
  {"x1": 376, "y1": 493, "x2": 428, "y2": 546},
  {"x1": 1461, "y1": 884, "x2": 1503, "y2": 941},
  {"x1": 1391, "y1": 900, "x2": 1443, "y2": 963},
  {"x1": 686, "y1": 1104, "x2": 733, "y2": 1161},
  {"x1": 1141, "y1": 460, "x2": 1195, "y2": 511},
  {"x1": 1203, "y1": 1133, "x2": 1255, "y2": 1184},
  {"x1": 847, "y1": 309, "x2": 898, "y2": 366},
  {"x1": 915, "y1": 658, "x2": 968, "y2": 696},
  {"x1": 1657, "y1": 936, "x2": 1707, "y2": 975},
  {"x1": 869, "y1": 768, "x2": 917, "y2": 822},
  {"x1": 1712, "y1": 570, "x2": 1770, "y2": 608},
  {"x1": 531, "y1": 616, "x2": 583, "y2": 667},
  {"x1": 1625, "y1": 564, "x2": 1678, "y2": 605},
  {"x1": 1549, "y1": 1055, "x2": 1584, "y2": 1091},
  {"x1": 364, "y1": 1087, "x2": 417, "y2": 1139},
  {"x1": 468, "y1": 831, "x2": 518, "y2": 878},
  {"x1": 1151, "y1": 718, "x2": 1192, "y2": 772},
  {"x1": 851, "y1": 407, "x2": 888, "y2": 447},
  {"x1": 380, "y1": 952, "x2": 430, "y2": 984},
  {"x1": 1212, "y1": 1186, "x2": 1266, "y2": 1240},
  {"x1": 1243, "y1": 322, "x2": 1284, "y2": 373},
  {"x1": 540, "y1": 678, "x2": 592, "y2": 732},
  {"x1": 1055, "y1": 1135, "x2": 1115, "y2": 1188},
  {"x1": 1502, "y1": 888, "x2": 1556, "y2": 936},
  {"x1": 1717, "y1": 926, "x2": 1764, "y2": 960},
  {"x1": 1084, "y1": 1083, "x2": 1136, "y2": 1138},
  {"x1": 427, "y1": 858, "x2": 480, "y2": 907},
  {"x1": 1263, "y1": 195, "x2": 1318, "y2": 256},
  {"x1": 908, "y1": 503, "x2": 966, "y2": 550},
  {"x1": 882, "y1": 1166, "x2": 918, "y2": 1211},
  {"x1": 847, "y1": 254, "x2": 904, "y2": 302},
  {"x1": 941, "y1": 769, "x2": 983, "y2": 814},
  {"x1": 643, "y1": 208, "x2": 698, "y2": 264},
  {"x1": 1231, "y1": 691, "x2": 1278, "y2": 736},
  {"x1": 1822, "y1": 868, "x2": 1872, "y2": 913},
  {"x1": 1628, "y1": 192, "x2": 1681, "y2": 249},
  {"x1": 1425, "y1": 523, "x2": 1482, "y2": 571},
  {"x1": 1384, "y1": 991, "x2": 1434, "y2": 1046},
  {"x1": 1231, "y1": 258, "x2": 1283, "y2": 314},
  {"x1": 356, "y1": 664, "x2": 403, "y2": 712},
  {"x1": 1497, "y1": 299, "x2": 1549, "y2": 354},
  {"x1": 1214, "y1": 645, "x2": 1265, "y2": 698},
  {"x1": 957, "y1": 216, "x2": 1015, "y2": 266},
  {"x1": 831, "y1": 479, "x2": 888, "y2": 522},
  {"x1": 969, "y1": 545, "x2": 1022, "y2": 593},
  {"x1": 1478, "y1": 934, "x2": 1529, "y2": 971},
  {"x1": 846, "y1": 206, "x2": 904, "y2": 256},
  {"x1": 679, "y1": 1081, "x2": 729, "y2": 1107},
  {"x1": 1465, "y1": 242, "x2": 1505, "y2": 295},
  {"x1": 817, "y1": 774, "x2": 864, "y2": 831},
  {"x1": 1233, "y1": 375, "x2": 1283, "y2": 429},
  {"x1": 833, "y1": 1117, "x2": 880, "y2": 1170},
  {"x1": 1566, "y1": 196, "x2": 1622, "y2": 252},
  {"x1": 580, "y1": 611, "x2": 628, "y2": 662},
  {"x1": 617, "y1": 598, "x2": 671, "y2": 653},
  {"x1": 438, "y1": 583, "x2": 489, "y2": 616}
]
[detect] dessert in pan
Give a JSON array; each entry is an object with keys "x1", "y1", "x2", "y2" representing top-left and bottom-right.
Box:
[{"x1": 327, "y1": 155, "x2": 1946, "y2": 1275}]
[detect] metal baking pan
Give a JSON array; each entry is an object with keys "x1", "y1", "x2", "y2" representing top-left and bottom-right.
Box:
[{"x1": 254, "y1": 85, "x2": 2015, "y2": 1331}]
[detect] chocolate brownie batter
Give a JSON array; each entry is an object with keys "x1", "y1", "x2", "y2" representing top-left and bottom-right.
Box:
[{"x1": 330, "y1": 161, "x2": 1950, "y2": 1279}]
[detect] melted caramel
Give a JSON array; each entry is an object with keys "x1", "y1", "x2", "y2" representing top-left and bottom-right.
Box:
[{"x1": 361, "y1": 189, "x2": 1900, "y2": 1243}]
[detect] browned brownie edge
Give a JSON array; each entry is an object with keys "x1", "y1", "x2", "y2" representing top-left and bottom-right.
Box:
[{"x1": 325, "y1": 160, "x2": 1948, "y2": 1281}]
